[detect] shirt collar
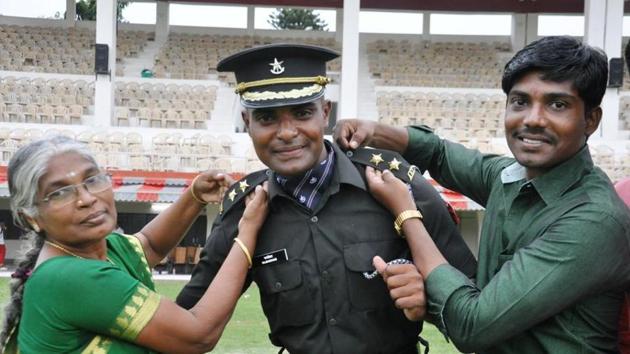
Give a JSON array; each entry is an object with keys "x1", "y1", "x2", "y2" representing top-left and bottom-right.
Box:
[
  {"x1": 267, "y1": 141, "x2": 366, "y2": 201},
  {"x1": 501, "y1": 145, "x2": 594, "y2": 205},
  {"x1": 274, "y1": 141, "x2": 336, "y2": 209},
  {"x1": 330, "y1": 142, "x2": 367, "y2": 191}
]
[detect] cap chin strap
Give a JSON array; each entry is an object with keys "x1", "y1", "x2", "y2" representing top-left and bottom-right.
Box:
[{"x1": 235, "y1": 75, "x2": 331, "y2": 94}]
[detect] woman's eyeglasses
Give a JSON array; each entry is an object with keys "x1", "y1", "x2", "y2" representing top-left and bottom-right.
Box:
[{"x1": 39, "y1": 173, "x2": 113, "y2": 208}]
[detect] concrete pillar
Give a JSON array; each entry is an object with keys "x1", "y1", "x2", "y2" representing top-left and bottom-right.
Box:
[
  {"x1": 422, "y1": 12, "x2": 430, "y2": 40},
  {"x1": 339, "y1": 0, "x2": 360, "y2": 119},
  {"x1": 155, "y1": 1, "x2": 170, "y2": 44},
  {"x1": 511, "y1": 13, "x2": 526, "y2": 51},
  {"x1": 584, "y1": 0, "x2": 623, "y2": 139},
  {"x1": 65, "y1": 0, "x2": 76, "y2": 26},
  {"x1": 335, "y1": 8, "x2": 343, "y2": 42},
  {"x1": 584, "y1": 0, "x2": 606, "y2": 47},
  {"x1": 94, "y1": 0, "x2": 117, "y2": 129},
  {"x1": 525, "y1": 13, "x2": 538, "y2": 44},
  {"x1": 247, "y1": 5, "x2": 255, "y2": 36}
]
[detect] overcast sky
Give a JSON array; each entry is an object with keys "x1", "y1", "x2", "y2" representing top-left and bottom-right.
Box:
[{"x1": 1, "y1": 0, "x2": 629, "y2": 37}]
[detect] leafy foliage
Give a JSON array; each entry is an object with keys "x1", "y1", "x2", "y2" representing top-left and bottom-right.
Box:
[
  {"x1": 75, "y1": 0, "x2": 129, "y2": 22},
  {"x1": 268, "y1": 8, "x2": 328, "y2": 31}
]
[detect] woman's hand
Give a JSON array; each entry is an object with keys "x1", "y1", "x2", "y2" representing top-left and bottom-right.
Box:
[
  {"x1": 238, "y1": 182, "x2": 269, "y2": 237},
  {"x1": 365, "y1": 166, "x2": 416, "y2": 217},
  {"x1": 193, "y1": 170, "x2": 235, "y2": 204}
]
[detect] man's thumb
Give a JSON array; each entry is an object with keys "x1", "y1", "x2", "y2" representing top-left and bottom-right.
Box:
[{"x1": 373, "y1": 256, "x2": 388, "y2": 275}]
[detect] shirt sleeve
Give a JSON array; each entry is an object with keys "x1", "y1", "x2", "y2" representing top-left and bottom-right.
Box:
[
  {"x1": 48, "y1": 259, "x2": 160, "y2": 342},
  {"x1": 409, "y1": 171, "x2": 477, "y2": 278},
  {"x1": 175, "y1": 206, "x2": 252, "y2": 309},
  {"x1": 403, "y1": 125, "x2": 512, "y2": 207},
  {"x1": 424, "y1": 209, "x2": 629, "y2": 352}
]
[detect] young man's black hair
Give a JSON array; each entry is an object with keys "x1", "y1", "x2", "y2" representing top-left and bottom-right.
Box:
[{"x1": 502, "y1": 36, "x2": 608, "y2": 113}]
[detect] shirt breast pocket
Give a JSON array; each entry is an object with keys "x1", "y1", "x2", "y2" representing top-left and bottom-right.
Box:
[
  {"x1": 343, "y1": 240, "x2": 406, "y2": 311},
  {"x1": 253, "y1": 260, "x2": 315, "y2": 329}
]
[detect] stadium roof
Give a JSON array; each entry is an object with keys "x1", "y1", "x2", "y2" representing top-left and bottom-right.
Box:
[{"x1": 180, "y1": 0, "x2": 630, "y2": 14}]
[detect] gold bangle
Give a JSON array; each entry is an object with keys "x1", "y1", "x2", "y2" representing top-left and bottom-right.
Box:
[
  {"x1": 189, "y1": 175, "x2": 207, "y2": 205},
  {"x1": 233, "y1": 238, "x2": 252, "y2": 269},
  {"x1": 394, "y1": 210, "x2": 423, "y2": 237}
]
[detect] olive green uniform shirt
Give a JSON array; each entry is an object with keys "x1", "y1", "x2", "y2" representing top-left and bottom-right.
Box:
[{"x1": 405, "y1": 126, "x2": 630, "y2": 354}]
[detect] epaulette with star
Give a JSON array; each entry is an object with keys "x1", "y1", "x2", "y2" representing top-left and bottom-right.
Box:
[
  {"x1": 219, "y1": 169, "x2": 269, "y2": 217},
  {"x1": 346, "y1": 147, "x2": 421, "y2": 184}
]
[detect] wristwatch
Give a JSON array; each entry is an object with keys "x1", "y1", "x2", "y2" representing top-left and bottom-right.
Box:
[{"x1": 394, "y1": 210, "x2": 423, "y2": 237}]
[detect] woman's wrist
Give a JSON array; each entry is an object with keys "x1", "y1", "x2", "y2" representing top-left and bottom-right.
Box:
[{"x1": 189, "y1": 175, "x2": 207, "y2": 205}]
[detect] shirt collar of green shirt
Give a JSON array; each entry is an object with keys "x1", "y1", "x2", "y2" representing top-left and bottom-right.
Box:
[{"x1": 500, "y1": 145, "x2": 594, "y2": 205}]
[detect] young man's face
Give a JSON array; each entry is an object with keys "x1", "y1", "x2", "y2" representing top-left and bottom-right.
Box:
[
  {"x1": 243, "y1": 99, "x2": 331, "y2": 176},
  {"x1": 504, "y1": 71, "x2": 601, "y2": 179}
]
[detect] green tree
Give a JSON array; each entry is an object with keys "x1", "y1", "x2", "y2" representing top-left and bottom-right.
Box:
[
  {"x1": 76, "y1": 0, "x2": 129, "y2": 22},
  {"x1": 268, "y1": 8, "x2": 328, "y2": 31}
]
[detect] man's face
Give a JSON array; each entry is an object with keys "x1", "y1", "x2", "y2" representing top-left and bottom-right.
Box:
[
  {"x1": 243, "y1": 99, "x2": 331, "y2": 176},
  {"x1": 504, "y1": 71, "x2": 601, "y2": 179}
]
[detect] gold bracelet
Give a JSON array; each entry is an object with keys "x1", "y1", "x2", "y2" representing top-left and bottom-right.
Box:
[
  {"x1": 233, "y1": 238, "x2": 252, "y2": 269},
  {"x1": 189, "y1": 175, "x2": 207, "y2": 205},
  {"x1": 394, "y1": 210, "x2": 423, "y2": 237}
]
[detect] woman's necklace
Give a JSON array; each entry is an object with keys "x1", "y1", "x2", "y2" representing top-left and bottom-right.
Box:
[
  {"x1": 45, "y1": 240, "x2": 112, "y2": 263},
  {"x1": 45, "y1": 240, "x2": 85, "y2": 258}
]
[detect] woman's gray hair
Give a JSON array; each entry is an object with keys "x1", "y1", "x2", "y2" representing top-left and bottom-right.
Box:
[
  {"x1": 1, "y1": 135, "x2": 97, "y2": 349},
  {"x1": 8, "y1": 135, "x2": 96, "y2": 230}
]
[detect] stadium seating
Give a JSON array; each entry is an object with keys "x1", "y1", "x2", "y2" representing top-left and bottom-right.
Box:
[
  {"x1": 153, "y1": 33, "x2": 341, "y2": 82},
  {"x1": 368, "y1": 40, "x2": 512, "y2": 88},
  {"x1": 113, "y1": 81, "x2": 215, "y2": 128},
  {"x1": 0, "y1": 24, "x2": 150, "y2": 75},
  {"x1": 0, "y1": 76, "x2": 93, "y2": 125}
]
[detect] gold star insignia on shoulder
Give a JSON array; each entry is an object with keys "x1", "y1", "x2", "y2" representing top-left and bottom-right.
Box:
[
  {"x1": 228, "y1": 189, "x2": 237, "y2": 202},
  {"x1": 370, "y1": 153, "x2": 384, "y2": 166},
  {"x1": 239, "y1": 180, "x2": 249, "y2": 193},
  {"x1": 388, "y1": 158, "x2": 401, "y2": 171}
]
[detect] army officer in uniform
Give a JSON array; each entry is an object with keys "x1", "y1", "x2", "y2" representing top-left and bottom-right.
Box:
[{"x1": 176, "y1": 44, "x2": 477, "y2": 354}]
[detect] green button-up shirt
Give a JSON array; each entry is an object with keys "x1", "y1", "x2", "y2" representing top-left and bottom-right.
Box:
[{"x1": 404, "y1": 126, "x2": 630, "y2": 354}]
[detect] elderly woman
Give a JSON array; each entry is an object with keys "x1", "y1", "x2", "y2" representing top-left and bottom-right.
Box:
[{"x1": 0, "y1": 135, "x2": 268, "y2": 353}]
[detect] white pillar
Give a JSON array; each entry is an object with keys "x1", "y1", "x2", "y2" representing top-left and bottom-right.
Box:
[
  {"x1": 247, "y1": 5, "x2": 255, "y2": 36},
  {"x1": 339, "y1": 0, "x2": 360, "y2": 119},
  {"x1": 335, "y1": 8, "x2": 343, "y2": 42},
  {"x1": 584, "y1": 0, "x2": 606, "y2": 47},
  {"x1": 155, "y1": 1, "x2": 170, "y2": 44},
  {"x1": 511, "y1": 14, "x2": 526, "y2": 51},
  {"x1": 525, "y1": 13, "x2": 538, "y2": 44},
  {"x1": 94, "y1": 0, "x2": 117, "y2": 129},
  {"x1": 65, "y1": 0, "x2": 76, "y2": 26},
  {"x1": 422, "y1": 12, "x2": 430, "y2": 40},
  {"x1": 585, "y1": 0, "x2": 623, "y2": 140}
]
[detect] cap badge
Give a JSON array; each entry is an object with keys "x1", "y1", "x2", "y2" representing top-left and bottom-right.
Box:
[{"x1": 269, "y1": 58, "x2": 285, "y2": 75}]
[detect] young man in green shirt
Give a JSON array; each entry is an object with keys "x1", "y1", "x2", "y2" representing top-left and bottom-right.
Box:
[{"x1": 335, "y1": 36, "x2": 630, "y2": 353}]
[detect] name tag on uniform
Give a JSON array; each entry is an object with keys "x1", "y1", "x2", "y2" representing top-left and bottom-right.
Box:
[{"x1": 253, "y1": 249, "x2": 288, "y2": 267}]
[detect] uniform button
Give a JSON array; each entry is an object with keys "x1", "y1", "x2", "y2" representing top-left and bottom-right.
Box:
[
  {"x1": 311, "y1": 216, "x2": 318, "y2": 223},
  {"x1": 265, "y1": 170, "x2": 272, "y2": 176},
  {"x1": 322, "y1": 270, "x2": 328, "y2": 278},
  {"x1": 275, "y1": 282, "x2": 282, "y2": 289},
  {"x1": 329, "y1": 318, "x2": 337, "y2": 326},
  {"x1": 346, "y1": 151, "x2": 354, "y2": 157}
]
